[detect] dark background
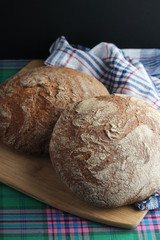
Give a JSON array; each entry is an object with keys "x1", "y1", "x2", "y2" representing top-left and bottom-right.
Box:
[{"x1": 1, "y1": 0, "x2": 160, "y2": 59}]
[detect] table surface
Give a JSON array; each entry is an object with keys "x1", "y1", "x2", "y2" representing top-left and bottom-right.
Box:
[{"x1": 0, "y1": 60, "x2": 160, "y2": 240}]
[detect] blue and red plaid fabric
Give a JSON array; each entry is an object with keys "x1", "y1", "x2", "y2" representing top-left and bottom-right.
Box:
[
  {"x1": 45, "y1": 36, "x2": 160, "y2": 108},
  {"x1": 45, "y1": 36, "x2": 160, "y2": 210}
]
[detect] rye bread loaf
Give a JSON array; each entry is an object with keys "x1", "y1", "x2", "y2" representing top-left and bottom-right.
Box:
[
  {"x1": 0, "y1": 66, "x2": 109, "y2": 155},
  {"x1": 49, "y1": 94, "x2": 160, "y2": 208}
]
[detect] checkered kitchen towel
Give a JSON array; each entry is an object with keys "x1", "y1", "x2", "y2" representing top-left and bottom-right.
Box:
[{"x1": 45, "y1": 36, "x2": 160, "y2": 210}]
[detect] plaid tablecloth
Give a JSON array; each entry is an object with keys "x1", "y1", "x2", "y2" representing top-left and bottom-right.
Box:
[{"x1": 1, "y1": 60, "x2": 160, "y2": 239}]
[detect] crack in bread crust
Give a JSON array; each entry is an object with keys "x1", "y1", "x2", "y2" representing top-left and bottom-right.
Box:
[
  {"x1": 49, "y1": 94, "x2": 160, "y2": 208},
  {"x1": 0, "y1": 66, "x2": 109, "y2": 155}
]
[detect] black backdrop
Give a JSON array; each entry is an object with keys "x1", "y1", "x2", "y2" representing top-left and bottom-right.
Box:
[{"x1": 1, "y1": 0, "x2": 160, "y2": 59}]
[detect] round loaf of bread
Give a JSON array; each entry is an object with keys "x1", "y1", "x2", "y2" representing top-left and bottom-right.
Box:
[
  {"x1": 49, "y1": 94, "x2": 160, "y2": 208},
  {"x1": 0, "y1": 66, "x2": 109, "y2": 155}
]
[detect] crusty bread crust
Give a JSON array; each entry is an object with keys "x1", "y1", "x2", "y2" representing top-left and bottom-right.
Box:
[
  {"x1": 49, "y1": 94, "x2": 160, "y2": 208},
  {"x1": 0, "y1": 66, "x2": 109, "y2": 155}
]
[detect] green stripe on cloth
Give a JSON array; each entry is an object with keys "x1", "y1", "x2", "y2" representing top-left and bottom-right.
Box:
[
  {"x1": 0, "y1": 60, "x2": 160, "y2": 240},
  {"x1": 0, "y1": 69, "x2": 19, "y2": 84},
  {"x1": 0, "y1": 183, "x2": 45, "y2": 209},
  {"x1": 0, "y1": 235, "x2": 48, "y2": 240},
  {"x1": 0, "y1": 183, "x2": 48, "y2": 239},
  {"x1": 0, "y1": 60, "x2": 31, "y2": 83}
]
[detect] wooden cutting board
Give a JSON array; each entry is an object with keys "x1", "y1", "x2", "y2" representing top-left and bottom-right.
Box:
[{"x1": 0, "y1": 60, "x2": 148, "y2": 229}]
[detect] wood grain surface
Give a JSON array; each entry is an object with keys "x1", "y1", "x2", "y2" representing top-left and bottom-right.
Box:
[{"x1": 0, "y1": 60, "x2": 148, "y2": 229}]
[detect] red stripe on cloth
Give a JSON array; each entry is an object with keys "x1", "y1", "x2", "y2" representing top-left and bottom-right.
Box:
[
  {"x1": 102, "y1": 56, "x2": 134, "y2": 69},
  {"x1": 64, "y1": 49, "x2": 76, "y2": 67},
  {"x1": 120, "y1": 86, "x2": 160, "y2": 108},
  {"x1": 152, "y1": 78, "x2": 160, "y2": 83},
  {"x1": 120, "y1": 67, "x2": 140, "y2": 94},
  {"x1": 103, "y1": 57, "x2": 137, "y2": 76},
  {"x1": 58, "y1": 49, "x2": 98, "y2": 79},
  {"x1": 137, "y1": 212, "x2": 160, "y2": 231},
  {"x1": 46, "y1": 207, "x2": 89, "y2": 234},
  {"x1": 105, "y1": 43, "x2": 110, "y2": 58},
  {"x1": 152, "y1": 99, "x2": 159, "y2": 106}
]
